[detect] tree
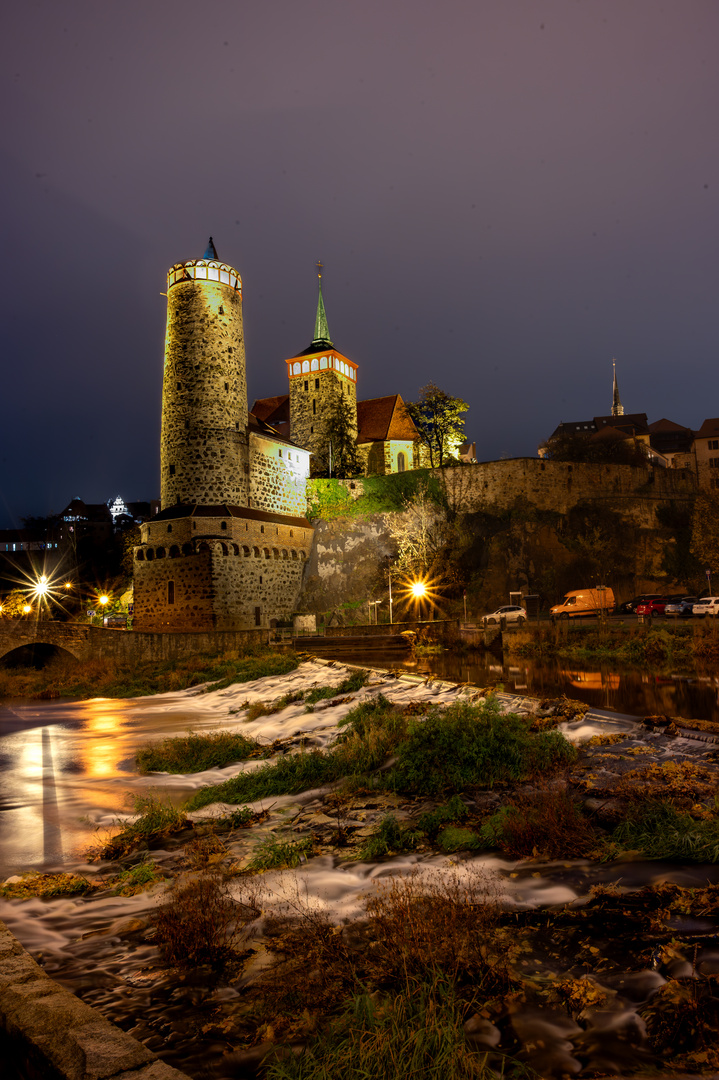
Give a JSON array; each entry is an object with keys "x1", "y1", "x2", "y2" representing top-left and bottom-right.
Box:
[
  {"x1": 313, "y1": 391, "x2": 362, "y2": 479},
  {"x1": 406, "y1": 383, "x2": 468, "y2": 468},
  {"x1": 690, "y1": 492, "x2": 719, "y2": 573}
]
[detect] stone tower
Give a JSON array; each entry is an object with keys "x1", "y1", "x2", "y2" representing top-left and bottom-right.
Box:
[
  {"x1": 133, "y1": 239, "x2": 313, "y2": 632},
  {"x1": 161, "y1": 239, "x2": 248, "y2": 507},
  {"x1": 287, "y1": 266, "x2": 358, "y2": 459}
]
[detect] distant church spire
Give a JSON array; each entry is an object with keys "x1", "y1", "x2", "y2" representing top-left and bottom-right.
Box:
[
  {"x1": 611, "y1": 359, "x2": 624, "y2": 417},
  {"x1": 311, "y1": 261, "x2": 333, "y2": 347},
  {"x1": 203, "y1": 236, "x2": 218, "y2": 260}
]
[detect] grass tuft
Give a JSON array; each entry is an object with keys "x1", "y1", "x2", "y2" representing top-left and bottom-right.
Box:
[
  {"x1": 357, "y1": 813, "x2": 421, "y2": 861},
  {"x1": 136, "y1": 730, "x2": 259, "y2": 774},
  {"x1": 611, "y1": 800, "x2": 719, "y2": 863},
  {"x1": 247, "y1": 835, "x2": 314, "y2": 871},
  {"x1": 87, "y1": 793, "x2": 188, "y2": 861}
]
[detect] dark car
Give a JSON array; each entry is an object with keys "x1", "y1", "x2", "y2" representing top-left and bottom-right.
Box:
[
  {"x1": 636, "y1": 597, "x2": 669, "y2": 616},
  {"x1": 619, "y1": 594, "x2": 661, "y2": 615}
]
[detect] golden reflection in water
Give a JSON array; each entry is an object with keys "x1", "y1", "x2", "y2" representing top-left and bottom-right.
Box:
[
  {"x1": 79, "y1": 699, "x2": 125, "y2": 778},
  {"x1": 562, "y1": 670, "x2": 621, "y2": 692}
]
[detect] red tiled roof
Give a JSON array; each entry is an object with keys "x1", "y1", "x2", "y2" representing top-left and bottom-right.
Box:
[
  {"x1": 648, "y1": 418, "x2": 693, "y2": 434},
  {"x1": 356, "y1": 395, "x2": 417, "y2": 444},
  {"x1": 695, "y1": 418, "x2": 719, "y2": 439},
  {"x1": 251, "y1": 395, "x2": 290, "y2": 424}
]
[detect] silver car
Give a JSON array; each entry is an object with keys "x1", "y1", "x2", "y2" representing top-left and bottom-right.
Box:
[
  {"x1": 481, "y1": 605, "x2": 527, "y2": 626},
  {"x1": 664, "y1": 597, "x2": 697, "y2": 617}
]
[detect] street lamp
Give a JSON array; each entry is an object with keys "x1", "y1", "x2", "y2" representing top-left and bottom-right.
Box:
[{"x1": 99, "y1": 594, "x2": 110, "y2": 626}]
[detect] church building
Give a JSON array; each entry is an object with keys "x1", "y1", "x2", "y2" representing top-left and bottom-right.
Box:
[
  {"x1": 133, "y1": 241, "x2": 313, "y2": 631},
  {"x1": 252, "y1": 269, "x2": 424, "y2": 476}
]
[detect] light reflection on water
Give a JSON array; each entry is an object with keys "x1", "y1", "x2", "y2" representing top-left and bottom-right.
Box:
[{"x1": 350, "y1": 649, "x2": 719, "y2": 722}]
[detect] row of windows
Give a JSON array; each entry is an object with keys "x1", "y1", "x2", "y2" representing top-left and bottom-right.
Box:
[
  {"x1": 136, "y1": 544, "x2": 306, "y2": 560},
  {"x1": 164, "y1": 522, "x2": 299, "y2": 537},
  {"x1": 709, "y1": 458, "x2": 719, "y2": 468},
  {"x1": 167, "y1": 260, "x2": 241, "y2": 292},
  {"x1": 291, "y1": 357, "x2": 356, "y2": 379}
]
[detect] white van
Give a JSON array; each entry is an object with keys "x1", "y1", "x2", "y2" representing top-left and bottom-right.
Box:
[
  {"x1": 692, "y1": 597, "x2": 719, "y2": 617},
  {"x1": 550, "y1": 587, "x2": 616, "y2": 620}
]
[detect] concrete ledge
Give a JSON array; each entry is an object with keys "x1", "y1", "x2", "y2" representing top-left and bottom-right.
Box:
[{"x1": 0, "y1": 921, "x2": 191, "y2": 1080}]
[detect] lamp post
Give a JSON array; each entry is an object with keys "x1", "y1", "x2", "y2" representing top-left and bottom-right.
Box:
[
  {"x1": 411, "y1": 579, "x2": 427, "y2": 621},
  {"x1": 388, "y1": 568, "x2": 393, "y2": 625},
  {"x1": 99, "y1": 594, "x2": 110, "y2": 626}
]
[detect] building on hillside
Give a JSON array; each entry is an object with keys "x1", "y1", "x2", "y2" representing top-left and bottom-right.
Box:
[
  {"x1": 694, "y1": 418, "x2": 719, "y2": 490},
  {"x1": 132, "y1": 239, "x2": 313, "y2": 632},
  {"x1": 646, "y1": 419, "x2": 695, "y2": 469},
  {"x1": 252, "y1": 271, "x2": 426, "y2": 476}
]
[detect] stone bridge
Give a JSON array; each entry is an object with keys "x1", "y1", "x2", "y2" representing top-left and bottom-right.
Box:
[{"x1": 0, "y1": 621, "x2": 272, "y2": 665}]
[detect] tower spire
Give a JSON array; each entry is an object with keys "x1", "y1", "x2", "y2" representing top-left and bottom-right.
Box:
[
  {"x1": 611, "y1": 359, "x2": 624, "y2": 417},
  {"x1": 311, "y1": 261, "x2": 333, "y2": 347},
  {"x1": 203, "y1": 236, "x2": 218, "y2": 260}
]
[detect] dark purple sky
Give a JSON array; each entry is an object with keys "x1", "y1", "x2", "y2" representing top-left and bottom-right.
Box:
[{"x1": 2, "y1": 0, "x2": 718, "y2": 528}]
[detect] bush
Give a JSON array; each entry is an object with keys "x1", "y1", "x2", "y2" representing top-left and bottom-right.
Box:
[
  {"x1": 247, "y1": 835, "x2": 314, "y2": 871},
  {"x1": 417, "y1": 795, "x2": 469, "y2": 839},
  {"x1": 113, "y1": 860, "x2": 164, "y2": 895},
  {"x1": 437, "y1": 827, "x2": 483, "y2": 853},
  {"x1": 136, "y1": 731, "x2": 259, "y2": 774},
  {"x1": 88, "y1": 793, "x2": 188, "y2": 860},
  {"x1": 357, "y1": 813, "x2": 421, "y2": 861},
  {"x1": 611, "y1": 800, "x2": 719, "y2": 863},
  {"x1": 388, "y1": 698, "x2": 576, "y2": 795},
  {"x1": 154, "y1": 872, "x2": 253, "y2": 968},
  {"x1": 479, "y1": 788, "x2": 597, "y2": 859}
]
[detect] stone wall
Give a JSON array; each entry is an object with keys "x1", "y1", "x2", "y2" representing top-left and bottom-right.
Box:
[
  {"x1": 0, "y1": 920, "x2": 191, "y2": 1080},
  {"x1": 160, "y1": 275, "x2": 248, "y2": 508},
  {"x1": 134, "y1": 511, "x2": 312, "y2": 630},
  {"x1": 248, "y1": 431, "x2": 311, "y2": 516}
]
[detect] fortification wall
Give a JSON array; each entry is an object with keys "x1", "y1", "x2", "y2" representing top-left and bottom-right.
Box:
[{"x1": 248, "y1": 432, "x2": 310, "y2": 517}]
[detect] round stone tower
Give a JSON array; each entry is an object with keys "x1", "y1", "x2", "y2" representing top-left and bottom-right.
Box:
[{"x1": 160, "y1": 239, "x2": 248, "y2": 509}]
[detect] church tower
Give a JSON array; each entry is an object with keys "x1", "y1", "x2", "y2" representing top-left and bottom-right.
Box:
[
  {"x1": 611, "y1": 359, "x2": 624, "y2": 417},
  {"x1": 160, "y1": 239, "x2": 249, "y2": 508},
  {"x1": 287, "y1": 265, "x2": 358, "y2": 459}
]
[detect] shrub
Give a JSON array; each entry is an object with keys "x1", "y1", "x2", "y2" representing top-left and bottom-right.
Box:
[
  {"x1": 479, "y1": 788, "x2": 597, "y2": 859},
  {"x1": 388, "y1": 698, "x2": 576, "y2": 795},
  {"x1": 136, "y1": 731, "x2": 259, "y2": 774},
  {"x1": 88, "y1": 793, "x2": 188, "y2": 861},
  {"x1": 154, "y1": 872, "x2": 253, "y2": 968},
  {"x1": 611, "y1": 800, "x2": 719, "y2": 863},
  {"x1": 247, "y1": 835, "x2": 314, "y2": 871},
  {"x1": 357, "y1": 813, "x2": 421, "y2": 861},
  {"x1": 113, "y1": 860, "x2": 163, "y2": 895},
  {"x1": 437, "y1": 827, "x2": 484, "y2": 853},
  {"x1": 304, "y1": 669, "x2": 369, "y2": 705},
  {"x1": 417, "y1": 795, "x2": 469, "y2": 839},
  {"x1": 0, "y1": 872, "x2": 93, "y2": 900}
]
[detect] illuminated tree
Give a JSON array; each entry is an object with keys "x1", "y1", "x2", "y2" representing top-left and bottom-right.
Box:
[
  {"x1": 314, "y1": 391, "x2": 361, "y2": 478},
  {"x1": 0, "y1": 589, "x2": 33, "y2": 617},
  {"x1": 406, "y1": 383, "x2": 468, "y2": 468}
]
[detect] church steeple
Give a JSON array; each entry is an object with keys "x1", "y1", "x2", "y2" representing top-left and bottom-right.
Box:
[
  {"x1": 203, "y1": 236, "x2": 218, "y2": 260},
  {"x1": 611, "y1": 359, "x2": 624, "y2": 417},
  {"x1": 311, "y1": 261, "x2": 333, "y2": 347}
]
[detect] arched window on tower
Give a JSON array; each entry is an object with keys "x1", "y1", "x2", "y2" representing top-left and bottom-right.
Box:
[
  {"x1": 311, "y1": 358, "x2": 318, "y2": 371},
  {"x1": 302, "y1": 360, "x2": 310, "y2": 374}
]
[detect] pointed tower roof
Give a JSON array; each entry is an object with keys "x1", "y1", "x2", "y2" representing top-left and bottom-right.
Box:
[
  {"x1": 310, "y1": 261, "x2": 333, "y2": 348},
  {"x1": 203, "y1": 237, "x2": 218, "y2": 260},
  {"x1": 611, "y1": 359, "x2": 624, "y2": 417}
]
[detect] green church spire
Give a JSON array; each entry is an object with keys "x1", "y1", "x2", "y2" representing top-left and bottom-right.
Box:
[{"x1": 311, "y1": 261, "x2": 333, "y2": 347}]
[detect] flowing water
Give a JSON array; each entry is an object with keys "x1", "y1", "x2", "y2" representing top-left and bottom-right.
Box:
[{"x1": 1, "y1": 659, "x2": 719, "y2": 1077}]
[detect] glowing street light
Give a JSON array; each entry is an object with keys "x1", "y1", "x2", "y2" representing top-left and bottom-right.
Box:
[
  {"x1": 411, "y1": 580, "x2": 427, "y2": 600},
  {"x1": 23, "y1": 604, "x2": 32, "y2": 614}
]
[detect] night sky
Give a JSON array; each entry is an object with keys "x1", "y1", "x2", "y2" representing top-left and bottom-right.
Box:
[{"x1": 2, "y1": 1, "x2": 718, "y2": 529}]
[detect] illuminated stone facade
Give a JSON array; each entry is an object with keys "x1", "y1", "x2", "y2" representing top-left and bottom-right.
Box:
[
  {"x1": 134, "y1": 241, "x2": 313, "y2": 631},
  {"x1": 287, "y1": 353, "x2": 358, "y2": 459}
]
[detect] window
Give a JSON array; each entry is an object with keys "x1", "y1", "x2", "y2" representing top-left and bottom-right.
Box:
[
  {"x1": 279, "y1": 449, "x2": 282, "y2": 458},
  {"x1": 312, "y1": 399, "x2": 316, "y2": 415},
  {"x1": 260, "y1": 525, "x2": 264, "y2": 533},
  {"x1": 221, "y1": 521, "x2": 227, "y2": 530},
  {"x1": 169, "y1": 464, "x2": 175, "y2": 475},
  {"x1": 224, "y1": 382, "x2": 229, "y2": 391},
  {"x1": 255, "y1": 606, "x2": 261, "y2": 626},
  {"x1": 397, "y1": 452, "x2": 406, "y2": 472},
  {"x1": 167, "y1": 524, "x2": 172, "y2": 533},
  {"x1": 712, "y1": 478, "x2": 719, "y2": 489},
  {"x1": 709, "y1": 440, "x2": 719, "y2": 450},
  {"x1": 304, "y1": 380, "x2": 309, "y2": 391},
  {"x1": 710, "y1": 458, "x2": 719, "y2": 468},
  {"x1": 315, "y1": 378, "x2": 320, "y2": 389},
  {"x1": 167, "y1": 581, "x2": 175, "y2": 605}
]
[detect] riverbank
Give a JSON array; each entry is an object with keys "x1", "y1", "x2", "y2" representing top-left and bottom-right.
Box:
[{"x1": 3, "y1": 661, "x2": 719, "y2": 1078}]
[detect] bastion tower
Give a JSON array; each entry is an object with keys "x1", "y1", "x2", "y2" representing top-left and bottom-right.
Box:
[{"x1": 133, "y1": 240, "x2": 313, "y2": 632}]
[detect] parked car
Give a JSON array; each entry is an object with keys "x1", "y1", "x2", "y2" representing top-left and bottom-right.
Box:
[
  {"x1": 481, "y1": 605, "x2": 527, "y2": 626},
  {"x1": 692, "y1": 597, "x2": 719, "y2": 617},
  {"x1": 618, "y1": 594, "x2": 661, "y2": 615},
  {"x1": 635, "y1": 597, "x2": 669, "y2": 616},
  {"x1": 550, "y1": 587, "x2": 616, "y2": 620},
  {"x1": 664, "y1": 597, "x2": 697, "y2": 617}
]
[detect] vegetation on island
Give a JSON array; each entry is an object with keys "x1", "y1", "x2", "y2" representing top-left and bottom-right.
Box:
[{"x1": 0, "y1": 647, "x2": 299, "y2": 701}]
